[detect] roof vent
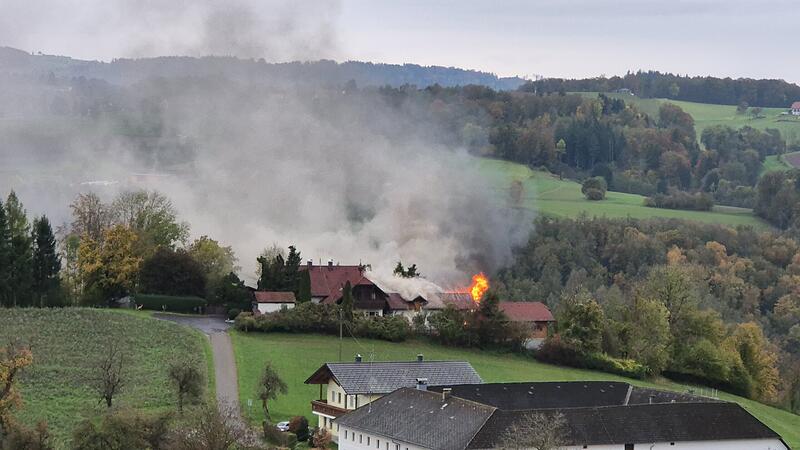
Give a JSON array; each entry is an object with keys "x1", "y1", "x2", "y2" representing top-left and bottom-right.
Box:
[
  {"x1": 441, "y1": 387, "x2": 452, "y2": 402},
  {"x1": 328, "y1": 259, "x2": 334, "y2": 268},
  {"x1": 355, "y1": 354, "x2": 362, "y2": 363},
  {"x1": 307, "y1": 259, "x2": 313, "y2": 267},
  {"x1": 416, "y1": 354, "x2": 424, "y2": 362},
  {"x1": 416, "y1": 378, "x2": 428, "y2": 391}
]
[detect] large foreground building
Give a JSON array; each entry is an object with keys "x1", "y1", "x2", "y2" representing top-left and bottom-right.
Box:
[{"x1": 335, "y1": 381, "x2": 790, "y2": 450}]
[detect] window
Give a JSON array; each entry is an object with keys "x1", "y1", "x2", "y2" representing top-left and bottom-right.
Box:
[
  {"x1": 377, "y1": 439, "x2": 380, "y2": 448},
  {"x1": 367, "y1": 437, "x2": 371, "y2": 445},
  {"x1": 344, "y1": 431, "x2": 348, "y2": 440},
  {"x1": 359, "y1": 434, "x2": 363, "y2": 444},
  {"x1": 337, "y1": 392, "x2": 341, "y2": 404},
  {"x1": 625, "y1": 445, "x2": 634, "y2": 450}
]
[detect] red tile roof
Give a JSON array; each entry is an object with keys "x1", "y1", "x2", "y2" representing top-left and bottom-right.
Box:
[
  {"x1": 386, "y1": 292, "x2": 410, "y2": 311},
  {"x1": 792, "y1": 101, "x2": 800, "y2": 110},
  {"x1": 300, "y1": 264, "x2": 375, "y2": 304},
  {"x1": 499, "y1": 301, "x2": 554, "y2": 322},
  {"x1": 254, "y1": 291, "x2": 296, "y2": 303}
]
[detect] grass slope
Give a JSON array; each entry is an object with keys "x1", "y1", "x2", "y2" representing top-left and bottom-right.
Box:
[
  {"x1": 0, "y1": 308, "x2": 214, "y2": 447},
  {"x1": 578, "y1": 92, "x2": 800, "y2": 146},
  {"x1": 231, "y1": 332, "x2": 800, "y2": 448},
  {"x1": 476, "y1": 158, "x2": 768, "y2": 228}
]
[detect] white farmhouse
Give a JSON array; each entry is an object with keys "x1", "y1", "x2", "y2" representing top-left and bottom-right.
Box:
[
  {"x1": 304, "y1": 355, "x2": 482, "y2": 440},
  {"x1": 335, "y1": 381, "x2": 790, "y2": 450},
  {"x1": 792, "y1": 101, "x2": 800, "y2": 116},
  {"x1": 252, "y1": 291, "x2": 296, "y2": 314}
]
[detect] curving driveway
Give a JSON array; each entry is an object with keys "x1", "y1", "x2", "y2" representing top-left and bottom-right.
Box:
[{"x1": 153, "y1": 314, "x2": 240, "y2": 414}]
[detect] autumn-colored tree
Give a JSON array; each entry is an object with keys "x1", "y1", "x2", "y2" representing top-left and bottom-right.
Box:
[
  {"x1": 0, "y1": 340, "x2": 33, "y2": 436},
  {"x1": 726, "y1": 323, "x2": 780, "y2": 401},
  {"x1": 78, "y1": 225, "x2": 142, "y2": 303}
]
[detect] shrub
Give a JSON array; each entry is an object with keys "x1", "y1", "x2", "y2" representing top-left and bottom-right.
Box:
[
  {"x1": 234, "y1": 312, "x2": 257, "y2": 331},
  {"x1": 262, "y1": 422, "x2": 296, "y2": 447},
  {"x1": 644, "y1": 191, "x2": 714, "y2": 211},
  {"x1": 534, "y1": 336, "x2": 649, "y2": 379},
  {"x1": 134, "y1": 294, "x2": 206, "y2": 313},
  {"x1": 310, "y1": 427, "x2": 332, "y2": 449},
  {"x1": 581, "y1": 177, "x2": 607, "y2": 200},
  {"x1": 288, "y1": 416, "x2": 310, "y2": 442},
  {"x1": 351, "y1": 315, "x2": 411, "y2": 342},
  {"x1": 227, "y1": 308, "x2": 242, "y2": 321}
]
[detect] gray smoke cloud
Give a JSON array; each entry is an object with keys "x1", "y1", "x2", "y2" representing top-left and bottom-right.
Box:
[
  {"x1": 0, "y1": 0, "x2": 534, "y2": 290},
  {"x1": 0, "y1": 0, "x2": 342, "y2": 62}
]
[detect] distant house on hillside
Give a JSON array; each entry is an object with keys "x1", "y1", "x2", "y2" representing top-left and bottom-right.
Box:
[
  {"x1": 253, "y1": 291, "x2": 295, "y2": 314},
  {"x1": 792, "y1": 101, "x2": 800, "y2": 116},
  {"x1": 615, "y1": 87, "x2": 634, "y2": 95},
  {"x1": 305, "y1": 355, "x2": 482, "y2": 439},
  {"x1": 301, "y1": 261, "x2": 386, "y2": 316}
]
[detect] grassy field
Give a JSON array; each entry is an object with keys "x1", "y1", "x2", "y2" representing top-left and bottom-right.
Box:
[
  {"x1": 0, "y1": 308, "x2": 214, "y2": 447},
  {"x1": 476, "y1": 158, "x2": 769, "y2": 229},
  {"x1": 230, "y1": 332, "x2": 800, "y2": 448},
  {"x1": 578, "y1": 92, "x2": 800, "y2": 146}
]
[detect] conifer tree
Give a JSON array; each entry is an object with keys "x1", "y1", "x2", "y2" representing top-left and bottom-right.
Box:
[
  {"x1": 5, "y1": 192, "x2": 33, "y2": 307},
  {"x1": 32, "y1": 216, "x2": 62, "y2": 307},
  {"x1": 0, "y1": 200, "x2": 11, "y2": 306}
]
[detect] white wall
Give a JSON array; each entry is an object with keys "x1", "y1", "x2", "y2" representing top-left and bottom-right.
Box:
[
  {"x1": 338, "y1": 425, "x2": 428, "y2": 450},
  {"x1": 255, "y1": 303, "x2": 294, "y2": 314}
]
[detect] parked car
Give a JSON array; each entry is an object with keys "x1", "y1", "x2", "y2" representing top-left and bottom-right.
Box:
[{"x1": 276, "y1": 421, "x2": 290, "y2": 432}]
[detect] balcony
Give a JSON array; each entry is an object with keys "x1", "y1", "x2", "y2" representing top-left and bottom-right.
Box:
[{"x1": 311, "y1": 400, "x2": 349, "y2": 417}]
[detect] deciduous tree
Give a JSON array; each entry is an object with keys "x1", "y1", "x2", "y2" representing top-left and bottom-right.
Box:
[
  {"x1": 168, "y1": 363, "x2": 203, "y2": 413},
  {"x1": 257, "y1": 363, "x2": 287, "y2": 423}
]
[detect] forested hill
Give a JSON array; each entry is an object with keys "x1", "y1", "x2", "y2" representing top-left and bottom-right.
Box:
[
  {"x1": 523, "y1": 71, "x2": 800, "y2": 108},
  {"x1": 0, "y1": 46, "x2": 525, "y2": 90}
]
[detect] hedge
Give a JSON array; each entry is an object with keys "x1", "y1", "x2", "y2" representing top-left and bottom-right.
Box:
[{"x1": 134, "y1": 294, "x2": 207, "y2": 313}]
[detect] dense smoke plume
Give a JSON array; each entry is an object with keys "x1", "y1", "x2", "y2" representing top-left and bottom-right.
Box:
[{"x1": 0, "y1": 1, "x2": 534, "y2": 288}]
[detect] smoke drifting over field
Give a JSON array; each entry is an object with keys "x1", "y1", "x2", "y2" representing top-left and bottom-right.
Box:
[{"x1": 0, "y1": 0, "x2": 534, "y2": 286}]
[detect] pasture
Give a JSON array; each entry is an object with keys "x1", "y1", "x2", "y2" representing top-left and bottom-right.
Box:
[
  {"x1": 579, "y1": 92, "x2": 800, "y2": 146},
  {"x1": 475, "y1": 158, "x2": 768, "y2": 229},
  {"x1": 0, "y1": 308, "x2": 214, "y2": 447},
  {"x1": 230, "y1": 332, "x2": 800, "y2": 449}
]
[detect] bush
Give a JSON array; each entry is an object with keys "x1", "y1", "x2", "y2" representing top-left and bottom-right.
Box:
[
  {"x1": 263, "y1": 422, "x2": 296, "y2": 447},
  {"x1": 227, "y1": 308, "x2": 242, "y2": 321},
  {"x1": 581, "y1": 177, "x2": 607, "y2": 200},
  {"x1": 236, "y1": 303, "x2": 411, "y2": 343},
  {"x1": 644, "y1": 191, "x2": 714, "y2": 211},
  {"x1": 134, "y1": 294, "x2": 207, "y2": 313},
  {"x1": 534, "y1": 336, "x2": 649, "y2": 379},
  {"x1": 310, "y1": 427, "x2": 332, "y2": 448},
  {"x1": 288, "y1": 416, "x2": 310, "y2": 442}
]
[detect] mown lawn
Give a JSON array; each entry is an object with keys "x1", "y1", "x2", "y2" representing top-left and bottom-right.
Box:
[
  {"x1": 0, "y1": 308, "x2": 214, "y2": 448},
  {"x1": 476, "y1": 158, "x2": 769, "y2": 229},
  {"x1": 231, "y1": 332, "x2": 800, "y2": 449}
]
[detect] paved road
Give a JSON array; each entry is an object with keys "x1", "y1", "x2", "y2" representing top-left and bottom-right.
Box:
[{"x1": 153, "y1": 314, "x2": 240, "y2": 412}]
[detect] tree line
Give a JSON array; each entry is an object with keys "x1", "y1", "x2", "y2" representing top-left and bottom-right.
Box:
[
  {"x1": 494, "y1": 216, "x2": 800, "y2": 413},
  {"x1": 373, "y1": 85, "x2": 793, "y2": 215},
  {"x1": 522, "y1": 71, "x2": 800, "y2": 108}
]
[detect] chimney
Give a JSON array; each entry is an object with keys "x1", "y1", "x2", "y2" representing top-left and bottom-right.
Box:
[
  {"x1": 441, "y1": 387, "x2": 452, "y2": 402},
  {"x1": 416, "y1": 354, "x2": 424, "y2": 362},
  {"x1": 416, "y1": 378, "x2": 428, "y2": 391},
  {"x1": 328, "y1": 259, "x2": 334, "y2": 269},
  {"x1": 355, "y1": 354, "x2": 362, "y2": 363},
  {"x1": 307, "y1": 259, "x2": 313, "y2": 268}
]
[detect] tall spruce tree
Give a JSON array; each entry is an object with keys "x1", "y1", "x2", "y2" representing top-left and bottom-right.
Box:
[
  {"x1": 0, "y1": 200, "x2": 11, "y2": 306},
  {"x1": 32, "y1": 216, "x2": 62, "y2": 307},
  {"x1": 5, "y1": 192, "x2": 33, "y2": 307}
]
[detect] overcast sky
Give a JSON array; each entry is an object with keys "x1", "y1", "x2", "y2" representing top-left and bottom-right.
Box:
[{"x1": 2, "y1": 0, "x2": 798, "y2": 83}]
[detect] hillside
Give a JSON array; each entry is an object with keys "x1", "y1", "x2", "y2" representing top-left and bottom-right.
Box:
[
  {"x1": 231, "y1": 332, "x2": 800, "y2": 449},
  {"x1": 578, "y1": 92, "x2": 800, "y2": 146},
  {"x1": 0, "y1": 309, "x2": 214, "y2": 447},
  {"x1": 476, "y1": 158, "x2": 769, "y2": 229},
  {"x1": 0, "y1": 46, "x2": 525, "y2": 90}
]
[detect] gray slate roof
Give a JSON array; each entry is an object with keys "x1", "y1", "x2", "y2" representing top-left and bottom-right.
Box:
[
  {"x1": 336, "y1": 388, "x2": 495, "y2": 450},
  {"x1": 468, "y1": 402, "x2": 783, "y2": 449},
  {"x1": 306, "y1": 361, "x2": 482, "y2": 394}
]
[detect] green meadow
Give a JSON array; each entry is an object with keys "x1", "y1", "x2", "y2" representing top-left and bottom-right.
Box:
[
  {"x1": 475, "y1": 158, "x2": 768, "y2": 229},
  {"x1": 231, "y1": 332, "x2": 800, "y2": 449},
  {"x1": 0, "y1": 308, "x2": 214, "y2": 448},
  {"x1": 579, "y1": 92, "x2": 800, "y2": 146}
]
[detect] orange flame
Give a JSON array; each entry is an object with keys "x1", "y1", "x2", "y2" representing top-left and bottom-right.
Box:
[{"x1": 469, "y1": 273, "x2": 489, "y2": 304}]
